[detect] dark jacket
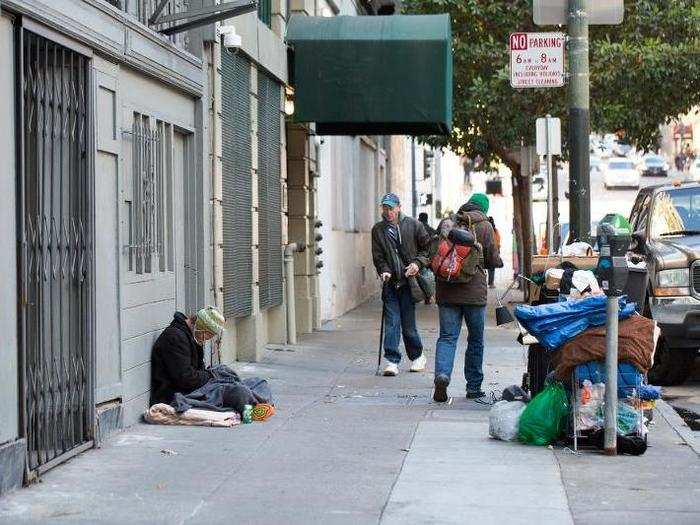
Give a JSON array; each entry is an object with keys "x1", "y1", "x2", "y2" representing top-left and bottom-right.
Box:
[
  {"x1": 434, "y1": 204, "x2": 503, "y2": 306},
  {"x1": 371, "y1": 214, "x2": 431, "y2": 286},
  {"x1": 150, "y1": 312, "x2": 213, "y2": 406}
]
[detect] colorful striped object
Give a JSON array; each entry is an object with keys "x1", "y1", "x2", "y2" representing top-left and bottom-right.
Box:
[{"x1": 252, "y1": 403, "x2": 275, "y2": 422}]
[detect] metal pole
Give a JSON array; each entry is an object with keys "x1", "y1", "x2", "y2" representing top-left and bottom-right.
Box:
[
  {"x1": 604, "y1": 295, "x2": 619, "y2": 455},
  {"x1": 284, "y1": 243, "x2": 299, "y2": 345},
  {"x1": 568, "y1": 0, "x2": 591, "y2": 243},
  {"x1": 546, "y1": 115, "x2": 554, "y2": 254},
  {"x1": 411, "y1": 138, "x2": 417, "y2": 217}
]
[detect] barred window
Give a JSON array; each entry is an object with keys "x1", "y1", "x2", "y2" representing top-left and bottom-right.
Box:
[{"x1": 126, "y1": 113, "x2": 174, "y2": 275}]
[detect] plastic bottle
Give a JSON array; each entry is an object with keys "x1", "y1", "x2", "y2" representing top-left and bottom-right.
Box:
[
  {"x1": 581, "y1": 380, "x2": 592, "y2": 405},
  {"x1": 242, "y1": 404, "x2": 253, "y2": 424}
]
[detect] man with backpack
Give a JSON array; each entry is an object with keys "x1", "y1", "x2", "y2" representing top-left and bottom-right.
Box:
[
  {"x1": 430, "y1": 193, "x2": 503, "y2": 402},
  {"x1": 371, "y1": 193, "x2": 431, "y2": 376}
]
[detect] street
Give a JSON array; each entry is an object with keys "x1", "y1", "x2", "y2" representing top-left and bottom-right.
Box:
[{"x1": 1, "y1": 295, "x2": 698, "y2": 525}]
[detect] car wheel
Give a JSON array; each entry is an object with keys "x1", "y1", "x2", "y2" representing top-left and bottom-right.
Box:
[{"x1": 648, "y1": 337, "x2": 697, "y2": 386}]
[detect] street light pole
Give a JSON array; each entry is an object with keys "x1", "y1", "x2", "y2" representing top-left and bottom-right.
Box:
[{"x1": 568, "y1": 0, "x2": 591, "y2": 243}]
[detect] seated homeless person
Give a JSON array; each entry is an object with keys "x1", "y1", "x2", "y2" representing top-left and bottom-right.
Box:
[
  {"x1": 150, "y1": 306, "x2": 225, "y2": 406},
  {"x1": 371, "y1": 192, "x2": 432, "y2": 376},
  {"x1": 431, "y1": 193, "x2": 503, "y2": 402}
]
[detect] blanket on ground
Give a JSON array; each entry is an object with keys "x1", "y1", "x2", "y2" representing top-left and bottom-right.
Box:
[
  {"x1": 551, "y1": 315, "x2": 655, "y2": 380},
  {"x1": 145, "y1": 403, "x2": 240, "y2": 427},
  {"x1": 171, "y1": 364, "x2": 272, "y2": 415}
]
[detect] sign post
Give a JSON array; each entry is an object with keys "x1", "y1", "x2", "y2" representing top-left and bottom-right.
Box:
[
  {"x1": 510, "y1": 32, "x2": 565, "y2": 89},
  {"x1": 537, "y1": 116, "x2": 562, "y2": 254}
]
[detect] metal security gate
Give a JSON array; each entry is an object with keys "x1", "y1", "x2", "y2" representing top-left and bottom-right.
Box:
[
  {"x1": 221, "y1": 51, "x2": 253, "y2": 318},
  {"x1": 257, "y1": 71, "x2": 283, "y2": 310},
  {"x1": 18, "y1": 30, "x2": 94, "y2": 475}
]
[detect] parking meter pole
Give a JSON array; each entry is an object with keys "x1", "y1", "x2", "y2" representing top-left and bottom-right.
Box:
[
  {"x1": 604, "y1": 296, "x2": 619, "y2": 455},
  {"x1": 546, "y1": 115, "x2": 554, "y2": 255},
  {"x1": 568, "y1": 0, "x2": 591, "y2": 243}
]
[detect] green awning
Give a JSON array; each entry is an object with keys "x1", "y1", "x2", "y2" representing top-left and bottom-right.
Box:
[{"x1": 286, "y1": 14, "x2": 453, "y2": 136}]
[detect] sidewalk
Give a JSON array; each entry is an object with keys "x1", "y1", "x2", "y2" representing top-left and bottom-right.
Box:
[{"x1": 1, "y1": 293, "x2": 699, "y2": 524}]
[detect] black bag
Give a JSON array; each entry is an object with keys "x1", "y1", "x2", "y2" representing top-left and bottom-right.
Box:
[{"x1": 502, "y1": 385, "x2": 530, "y2": 403}]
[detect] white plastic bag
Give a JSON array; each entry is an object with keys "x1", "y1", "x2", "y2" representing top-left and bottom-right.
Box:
[{"x1": 489, "y1": 400, "x2": 526, "y2": 441}]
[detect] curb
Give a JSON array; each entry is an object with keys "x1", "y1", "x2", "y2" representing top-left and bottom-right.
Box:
[{"x1": 656, "y1": 399, "x2": 700, "y2": 457}]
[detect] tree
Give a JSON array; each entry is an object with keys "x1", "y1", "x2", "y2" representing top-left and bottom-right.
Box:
[{"x1": 404, "y1": 0, "x2": 700, "y2": 276}]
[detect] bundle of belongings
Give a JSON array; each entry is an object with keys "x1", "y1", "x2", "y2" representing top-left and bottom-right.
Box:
[
  {"x1": 514, "y1": 294, "x2": 637, "y2": 351},
  {"x1": 511, "y1": 296, "x2": 658, "y2": 454},
  {"x1": 145, "y1": 364, "x2": 275, "y2": 428},
  {"x1": 543, "y1": 267, "x2": 601, "y2": 299}
]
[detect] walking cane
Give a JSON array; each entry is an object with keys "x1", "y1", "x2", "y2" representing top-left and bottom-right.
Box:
[{"x1": 376, "y1": 282, "x2": 387, "y2": 376}]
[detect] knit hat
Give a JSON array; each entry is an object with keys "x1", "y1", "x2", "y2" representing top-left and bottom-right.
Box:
[
  {"x1": 467, "y1": 193, "x2": 490, "y2": 214},
  {"x1": 195, "y1": 306, "x2": 225, "y2": 337}
]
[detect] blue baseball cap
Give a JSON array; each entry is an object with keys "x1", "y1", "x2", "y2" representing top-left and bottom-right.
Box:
[{"x1": 380, "y1": 193, "x2": 401, "y2": 207}]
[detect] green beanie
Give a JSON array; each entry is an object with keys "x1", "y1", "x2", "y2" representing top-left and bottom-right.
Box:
[
  {"x1": 195, "y1": 306, "x2": 225, "y2": 337},
  {"x1": 468, "y1": 193, "x2": 490, "y2": 214}
]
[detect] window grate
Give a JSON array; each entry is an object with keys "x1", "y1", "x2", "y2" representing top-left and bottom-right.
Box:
[
  {"x1": 126, "y1": 114, "x2": 173, "y2": 275},
  {"x1": 257, "y1": 71, "x2": 283, "y2": 310},
  {"x1": 222, "y1": 51, "x2": 253, "y2": 318}
]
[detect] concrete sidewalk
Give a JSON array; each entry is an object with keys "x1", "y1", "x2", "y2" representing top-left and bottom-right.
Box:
[{"x1": 1, "y1": 295, "x2": 699, "y2": 524}]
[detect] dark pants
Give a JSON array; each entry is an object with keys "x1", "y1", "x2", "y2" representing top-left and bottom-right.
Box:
[
  {"x1": 382, "y1": 284, "x2": 423, "y2": 364},
  {"x1": 488, "y1": 268, "x2": 496, "y2": 286}
]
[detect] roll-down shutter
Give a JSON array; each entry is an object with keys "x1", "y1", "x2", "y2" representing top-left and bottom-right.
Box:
[
  {"x1": 222, "y1": 51, "x2": 253, "y2": 318},
  {"x1": 257, "y1": 71, "x2": 283, "y2": 310}
]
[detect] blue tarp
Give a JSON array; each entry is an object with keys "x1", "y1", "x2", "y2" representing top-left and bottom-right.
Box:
[{"x1": 514, "y1": 295, "x2": 637, "y2": 351}]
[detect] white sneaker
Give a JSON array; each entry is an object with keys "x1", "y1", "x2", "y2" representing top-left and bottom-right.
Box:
[
  {"x1": 383, "y1": 363, "x2": 399, "y2": 376},
  {"x1": 410, "y1": 354, "x2": 427, "y2": 372}
]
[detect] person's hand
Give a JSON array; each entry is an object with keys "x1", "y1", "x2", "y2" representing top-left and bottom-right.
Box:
[
  {"x1": 381, "y1": 272, "x2": 392, "y2": 283},
  {"x1": 405, "y1": 263, "x2": 419, "y2": 277}
]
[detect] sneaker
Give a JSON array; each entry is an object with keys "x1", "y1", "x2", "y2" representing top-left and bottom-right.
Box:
[
  {"x1": 383, "y1": 363, "x2": 399, "y2": 376},
  {"x1": 466, "y1": 390, "x2": 486, "y2": 399},
  {"x1": 488, "y1": 284, "x2": 496, "y2": 289},
  {"x1": 433, "y1": 375, "x2": 449, "y2": 403},
  {"x1": 409, "y1": 353, "x2": 427, "y2": 372}
]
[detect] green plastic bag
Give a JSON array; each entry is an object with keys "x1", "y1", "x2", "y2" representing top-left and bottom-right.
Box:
[{"x1": 518, "y1": 383, "x2": 570, "y2": 446}]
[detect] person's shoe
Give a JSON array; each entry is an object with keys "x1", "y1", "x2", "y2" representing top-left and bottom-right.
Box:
[
  {"x1": 488, "y1": 284, "x2": 496, "y2": 289},
  {"x1": 409, "y1": 353, "x2": 427, "y2": 372},
  {"x1": 433, "y1": 375, "x2": 449, "y2": 403},
  {"x1": 466, "y1": 390, "x2": 486, "y2": 399},
  {"x1": 383, "y1": 363, "x2": 399, "y2": 377}
]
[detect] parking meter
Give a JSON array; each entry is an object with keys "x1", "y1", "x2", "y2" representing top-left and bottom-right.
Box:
[{"x1": 596, "y1": 222, "x2": 631, "y2": 297}]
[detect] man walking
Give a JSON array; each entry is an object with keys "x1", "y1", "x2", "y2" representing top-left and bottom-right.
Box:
[
  {"x1": 432, "y1": 193, "x2": 503, "y2": 401},
  {"x1": 371, "y1": 193, "x2": 431, "y2": 376}
]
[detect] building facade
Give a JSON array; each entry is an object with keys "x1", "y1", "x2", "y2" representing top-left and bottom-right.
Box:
[
  {"x1": 0, "y1": 0, "x2": 426, "y2": 495},
  {"x1": 0, "y1": 0, "x2": 214, "y2": 491}
]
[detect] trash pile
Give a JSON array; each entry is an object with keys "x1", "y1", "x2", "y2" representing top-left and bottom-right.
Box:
[{"x1": 488, "y1": 295, "x2": 658, "y2": 455}]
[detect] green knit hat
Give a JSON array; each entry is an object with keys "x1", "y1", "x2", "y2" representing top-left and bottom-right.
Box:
[
  {"x1": 468, "y1": 193, "x2": 490, "y2": 214},
  {"x1": 195, "y1": 306, "x2": 225, "y2": 337}
]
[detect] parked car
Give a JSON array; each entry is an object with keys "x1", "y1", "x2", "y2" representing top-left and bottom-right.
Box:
[
  {"x1": 612, "y1": 141, "x2": 633, "y2": 157},
  {"x1": 640, "y1": 154, "x2": 669, "y2": 177},
  {"x1": 602, "y1": 159, "x2": 641, "y2": 189},
  {"x1": 628, "y1": 182, "x2": 700, "y2": 385}
]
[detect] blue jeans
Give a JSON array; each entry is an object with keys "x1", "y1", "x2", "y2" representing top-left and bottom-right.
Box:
[
  {"x1": 434, "y1": 304, "x2": 486, "y2": 393},
  {"x1": 383, "y1": 285, "x2": 423, "y2": 364}
]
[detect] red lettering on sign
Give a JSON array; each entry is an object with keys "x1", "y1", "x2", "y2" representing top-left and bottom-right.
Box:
[{"x1": 510, "y1": 33, "x2": 528, "y2": 51}]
